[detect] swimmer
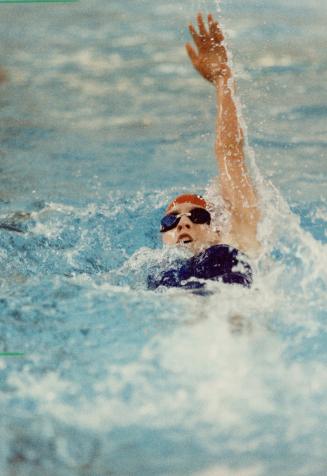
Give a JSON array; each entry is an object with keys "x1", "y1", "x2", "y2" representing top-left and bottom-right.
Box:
[{"x1": 148, "y1": 14, "x2": 260, "y2": 291}]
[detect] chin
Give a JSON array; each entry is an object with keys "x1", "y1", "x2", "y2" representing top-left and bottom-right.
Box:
[{"x1": 189, "y1": 241, "x2": 205, "y2": 254}]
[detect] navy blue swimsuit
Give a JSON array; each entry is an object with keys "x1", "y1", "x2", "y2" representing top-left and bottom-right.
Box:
[{"x1": 147, "y1": 244, "x2": 252, "y2": 291}]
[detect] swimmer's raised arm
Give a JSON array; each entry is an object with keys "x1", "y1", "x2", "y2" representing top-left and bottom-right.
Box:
[{"x1": 185, "y1": 13, "x2": 260, "y2": 254}]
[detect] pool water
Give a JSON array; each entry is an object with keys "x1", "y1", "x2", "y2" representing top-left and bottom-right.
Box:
[{"x1": 0, "y1": 0, "x2": 326, "y2": 475}]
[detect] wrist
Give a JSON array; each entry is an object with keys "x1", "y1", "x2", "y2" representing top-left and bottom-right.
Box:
[{"x1": 212, "y1": 65, "x2": 232, "y2": 87}]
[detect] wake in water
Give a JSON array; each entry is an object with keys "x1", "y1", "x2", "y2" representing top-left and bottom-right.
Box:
[{"x1": 0, "y1": 185, "x2": 326, "y2": 475}]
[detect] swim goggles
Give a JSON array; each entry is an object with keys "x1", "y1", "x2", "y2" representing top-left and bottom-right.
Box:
[{"x1": 160, "y1": 207, "x2": 211, "y2": 233}]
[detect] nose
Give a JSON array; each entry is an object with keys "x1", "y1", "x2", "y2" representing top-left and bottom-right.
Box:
[{"x1": 177, "y1": 215, "x2": 192, "y2": 232}]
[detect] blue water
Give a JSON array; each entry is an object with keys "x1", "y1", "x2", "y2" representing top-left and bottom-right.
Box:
[{"x1": 0, "y1": 1, "x2": 326, "y2": 475}]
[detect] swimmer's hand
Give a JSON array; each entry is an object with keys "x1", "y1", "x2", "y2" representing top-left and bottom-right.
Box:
[{"x1": 185, "y1": 13, "x2": 230, "y2": 83}]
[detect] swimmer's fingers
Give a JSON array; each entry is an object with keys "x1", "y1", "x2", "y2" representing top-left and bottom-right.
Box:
[
  {"x1": 188, "y1": 23, "x2": 203, "y2": 49},
  {"x1": 197, "y1": 12, "x2": 208, "y2": 37},
  {"x1": 189, "y1": 13, "x2": 211, "y2": 49},
  {"x1": 185, "y1": 42, "x2": 198, "y2": 66},
  {"x1": 207, "y1": 13, "x2": 216, "y2": 32},
  {"x1": 208, "y1": 14, "x2": 224, "y2": 43}
]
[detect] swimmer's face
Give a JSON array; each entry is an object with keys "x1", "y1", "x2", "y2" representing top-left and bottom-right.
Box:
[{"x1": 161, "y1": 202, "x2": 220, "y2": 254}]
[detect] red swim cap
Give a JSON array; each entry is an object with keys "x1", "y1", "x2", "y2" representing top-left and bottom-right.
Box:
[{"x1": 166, "y1": 194, "x2": 207, "y2": 212}]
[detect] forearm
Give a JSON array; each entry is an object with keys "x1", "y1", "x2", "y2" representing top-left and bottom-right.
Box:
[
  {"x1": 215, "y1": 68, "x2": 243, "y2": 155},
  {"x1": 214, "y1": 70, "x2": 258, "y2": 214}
]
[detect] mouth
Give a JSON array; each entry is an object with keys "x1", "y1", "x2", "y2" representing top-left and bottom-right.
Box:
[{"x1": 178, "y1": 234, "x2": 193, "y2": 244}]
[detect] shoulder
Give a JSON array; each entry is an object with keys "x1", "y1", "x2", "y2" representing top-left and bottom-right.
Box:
[
  {"x1": 218, "y1": 228, "x2": 261, "y2": 258},
  {"x1": 192, "y1": 243, "x2": 249, "y2": 273},
  {"x1": 191, "y1": 244, "x2": 253, "y2": 287},
  {"x1": 195, "y1": 244, "x2": 248, "y2": 267}
]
